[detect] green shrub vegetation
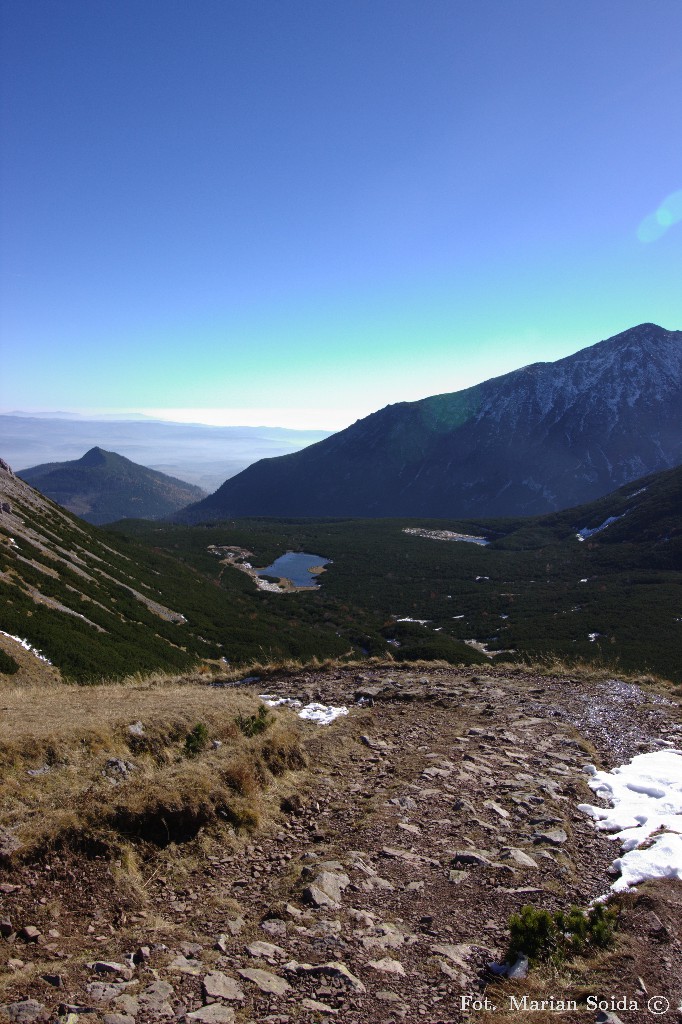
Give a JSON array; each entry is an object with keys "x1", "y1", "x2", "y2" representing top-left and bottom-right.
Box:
[
  {"x1": 3, "y1": 464, "x2": 681, "y2": 683},
  {"x1": 507, "y1": 902, "x2": 618, "y2": 964},
  {"x1": 184, "y1": 722, "x2": 210, "y2": 757},
  {"x1": 0, "y1": 647, "x2": 20, "y2": 674},
  {"x1": 116, "y1": 468, "x2": 682, "y2": 684},
  {"x1": 236, "y1": 704, "x2": 271, "y2": 737}
]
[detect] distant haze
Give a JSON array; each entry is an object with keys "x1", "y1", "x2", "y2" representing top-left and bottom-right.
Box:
[{"x1": 0, "y1": 414, "x2": 331, "y2": 492}]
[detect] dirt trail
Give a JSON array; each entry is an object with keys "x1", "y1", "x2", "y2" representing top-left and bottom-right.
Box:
[{"x1": 1, "y1": 666, "x2": 681, "y2": 1024}]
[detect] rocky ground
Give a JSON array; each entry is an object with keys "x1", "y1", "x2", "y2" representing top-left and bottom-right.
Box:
[{"x1": 1, "y1": 665, "x2": 681, "y2": 1024}]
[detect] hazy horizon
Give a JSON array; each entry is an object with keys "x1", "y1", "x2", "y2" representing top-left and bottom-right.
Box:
[{"x1": 0, "y1": 411, "x2": 334, "y2": 490}]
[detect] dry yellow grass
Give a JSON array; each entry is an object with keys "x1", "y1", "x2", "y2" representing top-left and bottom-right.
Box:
[
  {"x1": 0, "y1": 633, "x2": 62, "y2": 689},
  {"x1": 0, "y1": 670, "x2": 304, "y2": 747},
  {"x1": 0, "y1": 673, "x2": 311, "y2": 868}
]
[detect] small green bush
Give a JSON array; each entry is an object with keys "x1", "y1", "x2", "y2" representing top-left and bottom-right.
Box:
[
  {"x1": 235, "y1": 704, "x2": 271, "y2": 737},
  {"x1": 507, "y1": 902, "x2": 617, "y2": 964},
  {"x1": 184, "y1": 722, "x2": 209, "y2": 758},
  {"x1": 0, "y1": 648, "x2": 20, "y2": 675}
]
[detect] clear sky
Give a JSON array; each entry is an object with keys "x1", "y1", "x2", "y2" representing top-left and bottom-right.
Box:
[{"x1": 1, "y1": 0, "x2": 681, "y2": 430}]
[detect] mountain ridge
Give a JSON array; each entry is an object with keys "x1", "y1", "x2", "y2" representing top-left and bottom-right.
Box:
[
  {"x1": 174, "y1": 323, "x2": 682, "y2": 522},
  {"x1": 19, "y1": 446, "x2": 207, "y2": 524}
]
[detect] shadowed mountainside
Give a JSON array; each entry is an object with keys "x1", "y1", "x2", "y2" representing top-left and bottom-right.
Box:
[{"x1": 175, "y1": 323, "x2": 682, "y2": 522}]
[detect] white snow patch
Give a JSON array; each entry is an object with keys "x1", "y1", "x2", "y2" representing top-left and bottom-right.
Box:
[
  {"x1": 0, "y1": 631, "x2": 52, "y2": 665},
  {"x1": 299, "y1": 702, "x2": 349, "y2": 725},
  {"x1": 576, "y1": 514, "x2": 624, "y2": 541},
  {"x1": 254, "y1": 578, "x2": 284, "y2": 593},
  {"x1": 395, "y1": 617, "x2": 430, "y2": 625},
  {"x1": 579, "y1": 749, "x2": 682, "y2": 891},
  {"x1": 260, "y1": 695, "x2": 349, "y2": 725},
  {"x1": 260, "y1": 695, "x2": 303, "y2": 710},
  {"x1": 403, "y1": 527, "x2": 489, "y2": 546}
]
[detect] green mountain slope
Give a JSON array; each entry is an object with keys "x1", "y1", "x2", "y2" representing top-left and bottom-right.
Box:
[
  {"x1": 19, "y1": 447, "x2": 206, "y2": 525},
  {"x1": 3, "y1": 457, "x2": 680, "y2": 684},
  {"x1": 0, "y1": 461, "x2": 350, "y2": 682},
  {"x1": 122, "y1": 464, "x2": 682, "y2": 682}
]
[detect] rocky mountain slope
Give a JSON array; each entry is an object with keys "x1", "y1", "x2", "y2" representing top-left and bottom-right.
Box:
[
  {"x1": 0, "y1": 665, "x2": 680, "y2": 1023},
  {"x1": 175, "y1": 323, "x2": 682, "y2": 521},
  {"x1": 18, "y1": 447, "x2": 206, "y2": 525}
]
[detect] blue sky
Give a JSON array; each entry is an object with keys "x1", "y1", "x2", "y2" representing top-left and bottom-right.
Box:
[{"x1": 1, "y1": 0, "x2": 680, "y2": 430}]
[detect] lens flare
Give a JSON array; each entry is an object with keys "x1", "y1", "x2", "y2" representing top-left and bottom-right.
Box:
[{"x1": 637, "y1": 189, "x2": 682, "y2": 242}]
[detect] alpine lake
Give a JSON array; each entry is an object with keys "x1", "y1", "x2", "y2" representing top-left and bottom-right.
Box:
[{"x1": 255, "y1": 551, "x2": 330, "y2": 588}]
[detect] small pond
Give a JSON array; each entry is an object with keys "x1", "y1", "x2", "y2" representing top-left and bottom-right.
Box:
[{"x1": 255, "y1": 551, "x2": 330, "y2": 588}]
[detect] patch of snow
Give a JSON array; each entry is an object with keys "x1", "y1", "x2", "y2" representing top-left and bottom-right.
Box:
[
  {"x1": 588, "y1": 632, "x2": 603, "y2": 642},
  {"x1": 579, "y1": 749, "x2": 682, "y2": 892},
  {"x1": 465, "y1": 639, "x2": 494, "y2": 658},
  {"x1": 576, "y1": 514, "x2": 624, "y2": 541},
  {"x1": 260, "y1": 695, "x2": 303, "y2": 709},
  {"x1": 580, "y1": 578, "x2": 589, "y2": 583},
  {"x1": 452, "y1": 615, "x2": 465, "y2": 620},
  {"x1": 395, "y1": 617, "x2": 430, "y2": 625},
  {"x1": 299, "y1": 702, "x2": 349, "y2": 725},
  {"x1": 0, "y1": 631, "x2": 52, "y2": 664},
  {"x1": 260, "y1": 695, "x2": 349, "y2": 726},
  {"x1": 403, "y1": 527, "x2": 489, "y2": 546},
  {"x1": 255, "y1": 578, "x2": 284, "y2": 593},
  {"x1": 464, "y1": 638, "x2": 517, "y2": 659},
  {"x1": 475, "y1": 576, "x2": 490, "y2": 581}
]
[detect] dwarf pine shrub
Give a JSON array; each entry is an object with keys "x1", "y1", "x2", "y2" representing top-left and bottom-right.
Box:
[
  {"x1": 184, "y1": 722, "x2": 209, "y2": 757},
  {"x1": 507, "y1": 902, "x2": 617, "y2": 964},
  {"x1": 235, "y1": 704, "x2": 271, "y2": 737}
]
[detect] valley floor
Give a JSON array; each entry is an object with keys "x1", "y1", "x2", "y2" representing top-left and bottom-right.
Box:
[{"x1": 0, "y1": 665, "x2": 681, "y2": 1024}]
